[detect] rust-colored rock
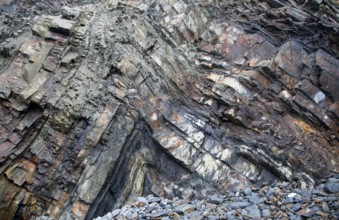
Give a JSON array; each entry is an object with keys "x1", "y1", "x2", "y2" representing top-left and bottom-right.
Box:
[{"x1": 0, "y1": 0, "x2": 338, "y2": 219}]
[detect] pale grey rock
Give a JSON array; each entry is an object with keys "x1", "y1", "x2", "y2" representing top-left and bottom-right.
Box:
[
  {"x1": 243, "y1": 187, "x2": 252, "y2": 196},
  {"x1": 208, "y1": 195, "x2": 223, "y2": 205},
  {"x1": 241, "y1": 209, "x2": 248, "y2": 215},
  {"x1": 323, "y1": 182, "x2": 339, "y2": 193},
  {"x1": 230, "y1": 201, "x2": 250, "y2": 209},
  {"x1": 292, "y1": 203, "x2": 302, "y2": 212},
  {"x1": 266, "y1": 187, "x2": 278, "y2": 197},
  {"x1": 137, "y1": 197, "x2": 149, "y2": 206},
  {"x1": 187, "y1": 211, "x2": 204, "y2": 220},
  {"x1": 262, "y1": 209, "x2": 270, "y2": 217},
  {"x1": 175, "y1": 204, "x2": 196, "y2": 214},
  {"x1": 322, "y1": 202, "x2": 330, "y2": 213},
  {"x1": 248, "y1": 195, "x2": 264, "y2": 204},
  {"x1": 152, "y1": 210, "x2": 167, "y2": 218},
  {"x1": 246, "y1": 205, "x2": 261, "y2": 218}
]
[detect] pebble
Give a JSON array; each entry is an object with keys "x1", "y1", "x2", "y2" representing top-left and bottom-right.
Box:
[
  {"x1": 94, "y1": 176, "x2": 339, "y2": 220},
  {"x1": 266, "y1": 187, "x2": 278, "y2": 197},
  {"x1": 287, "y1": 192, "x2": 297, "y2": 198},
  {"x1": 285, "y1": 196, "x2": 294, "y2": 203},
  {"x1": 187, "y1": 211, "x2": 203, "y2": 220},
  {"x1": 246, "y1": 205, "x2": 261, "y2": 218},
  {"x1": 242, "y1": 187, "x2": 252, "y2": 196},
  {"x1": 148, "y1": 196, "x2": 162, "y2": 203},
  {"x1": 160, "y1": 199, "x2": 168, "y2": 206},
  {"x1": 262, "y1": 209, "x2": 270, "y2": 217},
  {"x1": 226, "y1": 211, "x2": 235, "y2": 219},
  {"x1": 208, "y1": 195, "x2": 223, "y2": 205},
  {"x1": 322, "y1": 202, "x2": 330, "y2": 213},
  {"x1": 280, "y1": 182, "x2": 289, "y2": 188},
  {"x1": 230, "y1": 201, "x2": 250, "y2": 209},
  {"x1": 111, "y1": 209, "x2": 120, "y2": 217},
  {"x1": 291, "y1": 203, "x2": 301, "y2": 212},
  {"x1": 328, "y1": 177, "x2": 338, "y2": 182},
  {"x1": 248, "y1": 195, "x2": 263, "y2": 204},
  {"x1": 136, "y1": 197, "x2": 148, "y2": 206},
  {"x1": 324, "y1": 196, "x2": 338, "y2": 202},
  {"x1": 228, "y1": 192, "x2": 235, "y2": 197},
  {"x1": 175, "y1": 204, "x2": 195, "y2": 214},
  {"x1": 167, "y1": 209, "x2": 173, "y2": 216},
  {"x1": 241, "y1": 209, "x2": 248, "y2": 215},
  {"x1": 323, "y1": 182, "x2": 339, "y2": 193}
]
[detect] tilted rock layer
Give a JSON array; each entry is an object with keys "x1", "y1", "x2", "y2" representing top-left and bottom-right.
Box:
[{"x1": 0, "y1": 0, "x2": 338, "y2": 219}]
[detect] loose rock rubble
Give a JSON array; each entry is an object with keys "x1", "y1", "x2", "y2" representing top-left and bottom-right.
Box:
[{"x1": 96, "y1": 176, "x2": 339, "y2": 220}]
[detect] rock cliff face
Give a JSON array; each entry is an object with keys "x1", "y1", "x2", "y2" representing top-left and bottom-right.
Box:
[{"x1": 0, "y1": 0, "x2": 338, "y2": 219}]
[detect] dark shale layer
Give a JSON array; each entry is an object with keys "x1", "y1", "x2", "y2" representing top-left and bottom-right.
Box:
[{"x1": 0, "y1": 0, "x2": 338, "y2": 219}]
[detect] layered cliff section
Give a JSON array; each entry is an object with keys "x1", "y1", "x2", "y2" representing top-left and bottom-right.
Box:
[{"x1": 0, "y1": 0, "x2": 338, "y2": 219}]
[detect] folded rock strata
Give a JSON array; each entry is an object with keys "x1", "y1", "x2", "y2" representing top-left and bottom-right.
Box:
[{"x1": 0, "y1": 0, "x2": 338, "y2": 219}]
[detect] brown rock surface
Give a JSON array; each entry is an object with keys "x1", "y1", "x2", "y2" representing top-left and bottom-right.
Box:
[{"x1": 0, "y1": 0, "x2": 338, "y2": 219}]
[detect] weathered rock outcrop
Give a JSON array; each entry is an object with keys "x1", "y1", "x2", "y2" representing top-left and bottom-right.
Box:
[{"x1": 0, "y1": 0, "x2": 338, "y2": 219}]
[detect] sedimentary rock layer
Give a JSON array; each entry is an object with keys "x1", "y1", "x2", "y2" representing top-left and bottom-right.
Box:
[{"x1": 0, "y1": 0, "x2": 338, "y2": 219}]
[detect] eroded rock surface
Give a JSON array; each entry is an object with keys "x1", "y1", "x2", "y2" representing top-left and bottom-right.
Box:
[{"x1": 0, "y1": 0, "x2": 338, "y2": 219}]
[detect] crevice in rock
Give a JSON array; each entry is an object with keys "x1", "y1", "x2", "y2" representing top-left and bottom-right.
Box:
[{"x1": 86, "y1": 120, "x2": 218, "y2": 219}]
